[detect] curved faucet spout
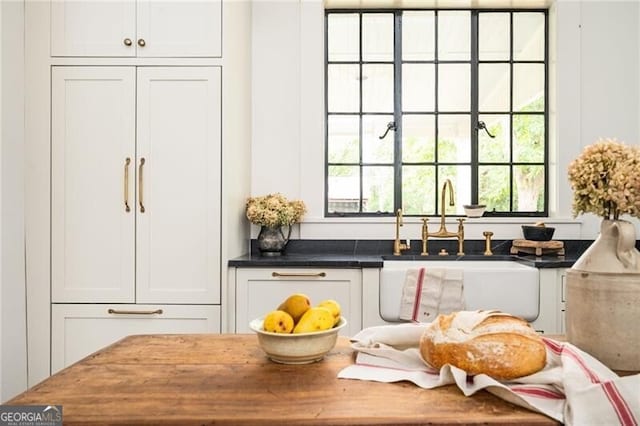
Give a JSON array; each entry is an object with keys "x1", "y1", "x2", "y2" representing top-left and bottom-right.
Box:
[{"x1": 440, "y1": 179, "x2": 455, "y2": 227}]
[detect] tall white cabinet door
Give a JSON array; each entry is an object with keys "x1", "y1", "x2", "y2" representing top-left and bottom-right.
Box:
[
  {"x1": 136, "y1": 67, "x2": 221, "y2": 304},
  {"x1": 51, "y1": 67, "x2": 136, "y2": 303},
  {"x1": 136, "y1": 1, "x2": 222, "y2": 57},
  {"x1": 51, "y1": 1, "x2": 136, "y2": 57}
]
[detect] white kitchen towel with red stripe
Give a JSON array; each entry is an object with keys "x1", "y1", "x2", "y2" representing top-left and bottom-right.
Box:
[
  {"x1": 398, "y1": 268, "x2": 464, "y2": 322},
  {"x1": 338, "y1": 323, "x2": 640, "y2": 425}
]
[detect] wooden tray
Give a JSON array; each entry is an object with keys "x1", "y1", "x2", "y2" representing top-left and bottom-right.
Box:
[{"x1": 510, "y1": 239, "x2": 565, "y2": 257}]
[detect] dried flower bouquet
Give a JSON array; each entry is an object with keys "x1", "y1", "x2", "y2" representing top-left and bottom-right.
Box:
[
  {"x1": 246, "y1": 193, "x2": 307, "y2": 228},
  {"x1": 568, "y1": 139, "x2": 640, "y2": 220}
]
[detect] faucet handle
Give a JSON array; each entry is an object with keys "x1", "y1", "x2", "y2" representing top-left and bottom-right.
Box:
[{"x1": 483, "y1": 231, "x2": 494, "y2": 256}]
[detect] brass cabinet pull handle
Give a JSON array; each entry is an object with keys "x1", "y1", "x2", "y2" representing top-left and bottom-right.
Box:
[
  {"x1": 271, "y1": 272, "x2": 326, "y2": 278},
  {"x1": 138, "y1": 38, "x2": 146, "y2": 47},
  {"x1": 124, "y1": 157, "x2": 131, "y2": 212},
  {"x1": 138, "y1": 157, "x2": 145, "y2": 213},
  {"x1": 123, "y1": 38, "x2": 133, "y2": 46},
  {"x1": 108, "y1": 308, "x2": 163, "y2": 315}
]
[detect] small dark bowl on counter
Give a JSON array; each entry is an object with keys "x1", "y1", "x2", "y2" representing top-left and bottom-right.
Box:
[{"x1": 522, "y1": 225, "x2": 555, "y2": 241}]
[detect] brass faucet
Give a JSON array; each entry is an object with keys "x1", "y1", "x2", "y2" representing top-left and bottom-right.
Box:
[
  {"x1": 421, "y1": 179, "x2": 465, "y2": 256},
  {"x1": 393, "y1": 208, "x2": 410, "y2": 255}
]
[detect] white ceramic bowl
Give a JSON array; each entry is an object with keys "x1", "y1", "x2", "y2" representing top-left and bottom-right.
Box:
[
  {"x1": 249, "y1": 316, "x2": 347, "y2": 364},
  {"x1": 463, "y1": 204, "x2": 486, "y2": 218}
]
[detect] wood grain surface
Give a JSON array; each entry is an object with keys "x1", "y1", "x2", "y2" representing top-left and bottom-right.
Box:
[{"x1": 7, "y1": 334, "x2": 558, "y2": 425}]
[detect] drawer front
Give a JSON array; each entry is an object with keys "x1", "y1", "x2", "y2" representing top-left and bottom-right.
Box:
[
  {"x1": 235, "y1": 268, "x2": 362, "y2": 336},
  {"x1": 51, "y1": 304, "x2": 220, "y2": 373}
]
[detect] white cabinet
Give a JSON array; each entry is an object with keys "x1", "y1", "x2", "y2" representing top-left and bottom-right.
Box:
[
  {"x1": 234, "y1": 268, "x2": 363, "y2": 336},
  {"x1": 51, "y1": 0, "x2": 222, "y2": 57},
  {"x1": 51, "y1": 66, "x2": 221, "y2": 304},
  {"x1": 52, "y1": 304, "x2": 220, "y2": 372},
  {"x1": 559, "y1": 268, "x2": 567, "y2": 334},
  {"x1": 25, "y1": 0, "x2": 251, "y2": 388},
  {"x1": 530, "y1": 268, "x2": 567, "y2": 335}
]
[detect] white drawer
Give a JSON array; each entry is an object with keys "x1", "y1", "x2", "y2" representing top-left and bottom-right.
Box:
[
  {"x1": 51, "y1": 304, "x2": 220, "y2": 373},
  {"x1": 234, "y1": 268, "x2": 362, "y2": 336}
]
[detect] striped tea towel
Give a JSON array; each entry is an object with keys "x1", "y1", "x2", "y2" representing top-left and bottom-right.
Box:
[
  {"x1": 338, "y1": 323, "x2": 640, "y2": 425},
  {"x1": 399, "y1": 268, "x2": 465, "y2": 322}
]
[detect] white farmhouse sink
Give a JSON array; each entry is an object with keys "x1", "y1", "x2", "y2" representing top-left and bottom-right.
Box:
[{"x1": 380, "y1": 260, "x2": 540, "y2": 322}]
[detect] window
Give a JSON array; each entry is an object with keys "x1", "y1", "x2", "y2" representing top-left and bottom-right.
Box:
[{"x1": 325, "y1": 10, "x2": 548, "y2": 217}]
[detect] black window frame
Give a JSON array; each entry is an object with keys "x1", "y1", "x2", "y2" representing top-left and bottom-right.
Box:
[{"x1": 324, "y1": 8, "x2": 549, "y2": 218}]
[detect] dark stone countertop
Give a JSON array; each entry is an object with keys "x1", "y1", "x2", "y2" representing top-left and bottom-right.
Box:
[{"x1": 228, "y1": 239, "x2": 595, "y2": 269}]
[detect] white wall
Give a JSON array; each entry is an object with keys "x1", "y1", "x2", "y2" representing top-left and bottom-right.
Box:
[
  {"x1": 0, "y1": 0, "x2": 27, "y2": 401},
  {"x1": 251, "y1": 0, "x2": 640, "y2": 241},
  {"x1": 576, "y1": 0, "x2": 640, "y2": 236},
  {"x1": 0, "y1": 0, "x2": 4, "y2": 401}
]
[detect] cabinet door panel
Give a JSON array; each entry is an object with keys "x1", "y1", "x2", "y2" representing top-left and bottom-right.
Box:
[
  {"x1": 51, "y1": 1, "x2": 136, "y2": 57},
  {"x1": 137, "y1": 0, "x2": 222, "y2": 57},
  {"x1": 235, "y1": 269, "x2": 363, "y2": 336},
  {"x1": 136, "y1": 67, "x2": 221, "y2": 304},
  {"x1": 51, "y1": 67, "x2": 136, "y2": 303},
  {"x1": 51, "y1": 304, "x2": 220, "y2": 373}
]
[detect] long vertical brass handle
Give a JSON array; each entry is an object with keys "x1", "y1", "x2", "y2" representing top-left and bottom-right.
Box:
[
  {"x1": 124, "y1": 157, "x2": 131, "y2": 212},
  {"x1": 138, "y1": 157, "x2": 146, "y2": 213}
]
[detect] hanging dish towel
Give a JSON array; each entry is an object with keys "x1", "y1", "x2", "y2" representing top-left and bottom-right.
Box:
[
  {"x1": 338, "y1": 323, "x2": 640, "y2": 425},
  {"x1": 399, "y1": 268, "x2": 465, "y2": 322}
]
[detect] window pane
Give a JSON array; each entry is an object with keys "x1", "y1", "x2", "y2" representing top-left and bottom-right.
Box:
[
  {"x1": 438, "y1": 64, "x2": 470, "y2": 112},
  {"x1": 479, "y1": 63, "x2": 510, "y2": 112},
  {"x1": 403, "y1": 11, "x2": 435, "y2": 61},
  {"x1": 479, "y1": 13, "x2": 510, "y2": 61},
  {"x1": 362, "y1": 64, "x2": 394, "y2": 112},
  {"x1": 363, "y1": 115, "x2": 394, "y2": 163},
  {"x1": 363, "y1": 13, "x2": 394, "y2": 62},
  {"x1": 479, "y1": 165, "x2": 510, "y2": 211},
  {"x1": 513, "y1": 13, "x2": 545, "y2": 61},
  {"x1": 438, "y1": 11, "x2": 470, "y2": 60},
  {"x1": 437, "y1": 167, "x2": 470, "y2": 215},
  {"x1": 437, "y1": 114, "x2": 470, "y2": 163},
  {"x1": 363, "y1": 166, "x2": 394, "y2": 213},
  {"x1": 327, "y1": 115, "x2": 359, "y2": 163},
  {"x1": 328, "y1": 165, "x2": 360, "y2": 213},
  {"x1": 514, "y1": 63, "x2": 544, "y2": 112},
  {"x1": 402, "y1": 64, "x2": 435, "y2": 112},
  {"x1": 478, "y1": 114, "x2": 510, "y2": 163},
  {"x1": 327, "y1": 64, "x2": 359, "y2": 112},
  {"x1": 402, "y1": 165, "x2": 436, "y2": 215},
  {"x1": 327, "y1": 14, "x2": 359, "y2": 62},
  {"x1": 513, "y1": 114, "x2": 544, "y2": 162},
  {"x1": 402, "y1": 115, "x2": 435, "y2": 162},
  {"x1": 514, "y1": 165, "x2": 544, "y2": 211}
]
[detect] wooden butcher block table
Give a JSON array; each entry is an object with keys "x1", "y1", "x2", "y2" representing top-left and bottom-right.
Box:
[{"x1": 7, "y1": 334, "x2": 558, "y2": 425}]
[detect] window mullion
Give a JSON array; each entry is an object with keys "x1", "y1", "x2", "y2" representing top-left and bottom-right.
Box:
[
  {"x1": 393, "y1": 11, "x2": 402, "y2": 212},
  {"x1": 509, "y1": 11, "x2": 514, "y2": 212},
  {"x1": 358, "y1": 12, "x2": 364, "y2": 213},
  {"x1": 470, "y1": 11, "x2": 479, "y2": 206}
]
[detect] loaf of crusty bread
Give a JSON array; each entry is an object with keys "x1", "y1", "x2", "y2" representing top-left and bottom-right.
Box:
[{"x1": 419, "y1": 310, "x2": 547, "y2": 380}]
